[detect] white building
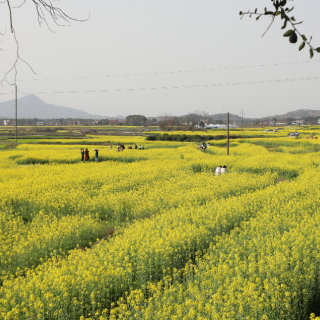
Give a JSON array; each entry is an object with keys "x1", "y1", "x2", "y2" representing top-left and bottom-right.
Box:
[
  {"x1": 205, "y1": 124, "x2": 238, "y2": 129},
  {"x1": 275, "y1": 121, "x2": 287, "y2": 126}
]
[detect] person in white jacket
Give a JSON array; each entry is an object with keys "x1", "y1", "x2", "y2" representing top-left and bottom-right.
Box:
[
  {"x1": 215, "y1": 165, "x2": 222, "y2": 176},
  {"x1": 221, "y1": 165, "x2": 227, "y2": 174}
]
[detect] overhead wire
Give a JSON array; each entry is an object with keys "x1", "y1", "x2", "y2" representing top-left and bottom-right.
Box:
[
  {"x1": 1, "y1": 60, "x2": 320, "y2": 117},
  {"x1": 16, "y1": 59, "x2": 320, "y2": 82},
  {"x1": 1, "y1": 76, "x2": 318, "y2": 95}
]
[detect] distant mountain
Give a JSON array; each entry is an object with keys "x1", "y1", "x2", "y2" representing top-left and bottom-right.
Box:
[
  {"x1": 270, "y1": 109, "x2": 320, "y2": 119},
  {"x1": 212, "y1": 110, "x2": 320, "y2": 121},
  {"x1": 0, "y1": 95, "x2": 125, "y2": 119}
]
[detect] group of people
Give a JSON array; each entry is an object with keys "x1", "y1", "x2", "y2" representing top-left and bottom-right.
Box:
[
  {"x1": 81, "y1": 148, "x2": 99, "y2": 162},
  {"x1": 116, "y1": 144, "x2": 125, "y2": 152},
  {"x1": 215, "y1": 165, "x2": 227, "y2": 176},
  {"x1": 116, "y1": 144, "x2": 145, "y2": 151},
  {"x1": 81, "y1": 143, "x2": 145, "y2": 161},
  {"x1": 199, "y1": 141, "x2": 211, "y2": 152}
]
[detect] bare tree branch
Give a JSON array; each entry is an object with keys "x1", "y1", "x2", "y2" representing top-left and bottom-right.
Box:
[
  {"x1": 0, "y1": 0, "x2": 89, "y2": 86},
  {"x1": 6, "y1": 0, "x2": 14, "y2": 33},
  {"x1": 0, "y1": 26, "x2": 6, "y2": 36},
  {"x1": 12, "y1": 0, "x2": 26, "y2": 9}
]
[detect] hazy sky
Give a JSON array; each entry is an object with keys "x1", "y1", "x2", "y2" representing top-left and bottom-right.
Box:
[{"x1": 0, "y1": 0, "x2": 320, "y2": 118}]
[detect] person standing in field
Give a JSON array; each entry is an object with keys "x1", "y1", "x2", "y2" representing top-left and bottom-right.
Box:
[
  {"x1": 84, "y1": 148, "x2": 90, "y2": 161},
  {"x1": 142, "y1": 144, "x2": 145, "y2": 150},
  {"x1": 109, "y1": 145, "x2": 112, "y2": 151},
  {"x1": 221, "y1": 165, "x2": 227, "y2": 174},
  {"x1": 95, "y1": 149, "x2": 99, "y2": 162},
  {"x1": 203, "y1": 141, "x2": 207, "y2": 151},
  {"x1": 215, "y1": 165, "x2": 222, "y2": 176},
  {"x1": 81, "y1": 148, "x2": 84, "y2": 161},
  {"x1": 134, "y1": 144, "x2": 137, "y2": 149}
]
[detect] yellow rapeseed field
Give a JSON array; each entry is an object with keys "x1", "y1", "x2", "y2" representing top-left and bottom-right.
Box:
[{"x1": 0, "y1": 131, "x2": 320, "y2": 319}]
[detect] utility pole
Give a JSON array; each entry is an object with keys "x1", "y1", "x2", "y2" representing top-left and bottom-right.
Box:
[
  {"x1": 227, "y1": 112, "x2": 229, "y2": 156},
  {"x1": 15, "y1": 85, "x2": 17, "y2": 144},
  {"x1": 240, "y1": 109, "x2": 244, "y2": 131}
]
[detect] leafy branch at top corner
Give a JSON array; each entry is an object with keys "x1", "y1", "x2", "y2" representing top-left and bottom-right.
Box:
[{"x1": 239, "y1": 0, "x2": 320, "y2": 59}]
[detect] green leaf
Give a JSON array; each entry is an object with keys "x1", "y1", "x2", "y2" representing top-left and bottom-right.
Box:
[
  {"x1": 299, "y1": 42, "x2": 305, "y2": 51},
  {"x1": 256, "y1": 16, "x2": 260, "y2": 20},
  {"x1": 283, "y1": 30, "x2": 294, "y2": 37},
  {"x1": 291, "y1": 16, "x2": 296, "y2": 21},
  {"x1": 280, "y1": 0, "x2": 287, "y2": 7},
  {"x1": 316, "y1": 48, "x2": 320, "y2": 53},
  {"x1": 302, "y1": 35, "x2": 307, "y2": 41},
  {"x1": 239, "y1": 11, "x2": 243, "y2": 15},
  {"x1": 275, "y1": 11, "x2": 281, "y2": 16},
  {"x1": 281, "y1": 19, "x2": 288, "y2": 29},
  {"x1": 255, "y1": 8, "x2": 257, "y2": 13},
  {"x1": 265, "y1": 11, "x2": 274, "y2": 15},
  {"x1": 310, "y1": 48, "x2": 314, "y2": 59}
]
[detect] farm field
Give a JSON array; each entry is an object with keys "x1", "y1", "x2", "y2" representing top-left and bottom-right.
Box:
[{"x1": 0, "y1": 128, "x2": 320, "y2": 319}]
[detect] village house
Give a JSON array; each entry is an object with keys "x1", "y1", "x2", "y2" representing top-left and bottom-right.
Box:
[{"x1": 275, "y1": 120, "x2": 287, "y2": 126}]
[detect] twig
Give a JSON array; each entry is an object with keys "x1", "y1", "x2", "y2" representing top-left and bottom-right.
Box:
[
  {"x1": 0, "y1": 0, "x2": 89, "y2": 85},
  {"x1": 262, "y1": 16, "x2": 275, "y2": 38},
  {"x1": 240, "y1": 9, "x2": 317, "y2": 53}
]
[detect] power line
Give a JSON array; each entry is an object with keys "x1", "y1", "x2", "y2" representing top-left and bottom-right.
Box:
[
  {"x1": 16, "y1": 59, "x2": 320, "y2": 82},
  {"x1": 1, "y1": 76, "x2": 318, "y2": 95}
]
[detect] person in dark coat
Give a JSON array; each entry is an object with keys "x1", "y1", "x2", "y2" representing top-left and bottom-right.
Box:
[
  {"x1": 81, "y1": 148, "x2": 84, "y2": 161},
  {"x1": 84, "y1": 148, "x2": 90, "y2": 161}
]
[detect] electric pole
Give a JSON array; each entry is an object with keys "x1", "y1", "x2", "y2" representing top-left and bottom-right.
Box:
[
  {"x1": 240, "y1": 109, "x2": 244, "y2": 131},
  {"x1": 15, "y1": 85, "x2": 17, "y2": 144},
  {"x1": 227, "y1": 112, "x2": 229, "y2": 156}
]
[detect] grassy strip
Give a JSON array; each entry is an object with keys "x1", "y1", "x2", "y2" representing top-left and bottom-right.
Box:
[
  {"x1": 0, "y1": 212, "x2": 105, "y2": 283},
  {"x1": 114, "y1": 172, "x2": 320, "y2": 320},
  {"x1": 0, "y1": 175, "x2": 289, "y2": 319},
  {"x1": 0, "y1": 164, "x2": 274, "y2": 281}
]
